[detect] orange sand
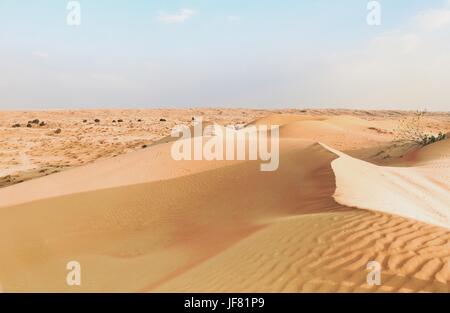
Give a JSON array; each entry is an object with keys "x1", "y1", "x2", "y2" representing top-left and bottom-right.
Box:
[{"x1": 0, "y1": 110, "x2": 448, "y2": 292}]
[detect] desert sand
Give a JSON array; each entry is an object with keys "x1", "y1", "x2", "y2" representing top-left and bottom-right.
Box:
[{"x1": 0, "y1": 109, "x2": 449, "y2": 292}]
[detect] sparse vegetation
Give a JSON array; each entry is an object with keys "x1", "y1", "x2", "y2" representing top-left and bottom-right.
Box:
[
  {"x1": 420, "y1": 132, "x2": 447, "y2": 146},
  {"x1": 394, "y1": 110, "x2": 447, "y2": 146}
]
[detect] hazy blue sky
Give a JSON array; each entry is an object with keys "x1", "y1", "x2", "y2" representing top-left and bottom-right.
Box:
[{"x1": 1, "y1": 0, "x2": 449, "y2": 110}]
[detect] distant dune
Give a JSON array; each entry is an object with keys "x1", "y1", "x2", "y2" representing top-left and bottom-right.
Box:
[{"x1": 0, "y1": 110, "x2": 448, "y2": 292}]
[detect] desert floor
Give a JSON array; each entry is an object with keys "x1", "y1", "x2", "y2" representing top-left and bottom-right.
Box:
[{"x1": 0, "y1": 108, "x2": 449, "y2": 292}]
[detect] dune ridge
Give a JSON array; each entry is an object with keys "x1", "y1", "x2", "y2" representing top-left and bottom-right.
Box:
[
  {"x1": 322, "y1": 142, "x2": 450, "y2": 229},
  {"x1": 0, "y1": 112, "x2": 448, "y2": 292}
]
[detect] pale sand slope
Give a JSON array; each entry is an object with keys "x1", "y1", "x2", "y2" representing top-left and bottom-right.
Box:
[
  {"x1": 0, "y1": 113, "x2": 449, "y2": 292},
  {"x1": 325, "y1": 141, "x2": 450, "y2": 229}
]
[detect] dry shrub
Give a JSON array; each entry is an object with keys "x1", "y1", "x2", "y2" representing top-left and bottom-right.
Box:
[{"x1": 394, "y1": 110, "x2": 446, "y2": 146}]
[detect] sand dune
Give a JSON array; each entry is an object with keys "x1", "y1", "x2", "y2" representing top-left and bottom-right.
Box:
[
  {"x1": 155, "y1": 211, "x2": 450, "y2": 292},
  {"x1": 0, "y1": 139, "x2": 341, "y2": 291},
  {"x1": 0, "y1": 139, "x2": 245, "y2": 209},
  {"x1": 402, "y1": 138, "x2": 450, "y2": 166},
  {"x1": 0, "y1": 111, "x2": 448, "y2": 292},
  {"x1": 279, "y1": 118, "x2": 392, "y2": 151},
  {"x1": 325, "y1": 143, "x2": 450, "y2": 229},
  {"x1": 249, "y1": 113, "x2": 326, "y2": 127}
]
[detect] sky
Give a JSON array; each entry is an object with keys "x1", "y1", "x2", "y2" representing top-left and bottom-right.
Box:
[{"x1": 0, "y1": 0, "x2": 450, "y2": 110}]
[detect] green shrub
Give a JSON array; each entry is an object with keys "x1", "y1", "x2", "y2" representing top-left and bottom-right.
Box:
[{"x1": 421, "y1": 132, "x2": 447, "y2": 146}]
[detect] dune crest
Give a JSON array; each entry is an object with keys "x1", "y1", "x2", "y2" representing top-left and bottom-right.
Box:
[
  {"x1": 0, "y1": 111, "x2": 448, "y2": 292},
  {"x1": 322, "y1": 143, "x2": 450, "y2": 229}
]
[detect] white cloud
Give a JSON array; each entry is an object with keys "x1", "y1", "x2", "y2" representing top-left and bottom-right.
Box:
[
  {"x1": 157, "y1": 9, "x2": 196, "y2": 24},
  {"x1": 415, "y1": 8, "x2": 450, "y2": 30},
  {"x1": 286, "y1": 4, "x2": 450, "y2": 110}
]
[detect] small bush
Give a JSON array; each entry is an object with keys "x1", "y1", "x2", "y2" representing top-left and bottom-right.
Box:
[
  {"x1": 420, "y1": 132, "x2": 447, "y2": 146},
  {"x1": 394, "y1": 110, "x2": 447, "y2": 146}
]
